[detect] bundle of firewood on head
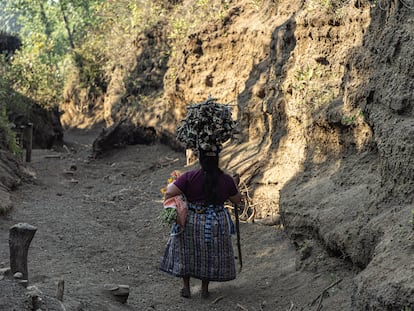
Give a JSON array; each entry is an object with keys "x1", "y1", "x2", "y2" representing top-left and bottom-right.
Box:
[{"x1": 176, "y1": 96, "x2": 237, "y2": 154}]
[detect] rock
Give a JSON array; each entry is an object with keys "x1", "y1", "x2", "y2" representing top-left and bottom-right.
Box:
[
  {"x1": 17, "y1": 279, "x2": 28, "y2": 287},
  {"x1": 26, "y1": 285, "x2": 42, "y2": 303},
  {"x1": 92, "y1": 119, "x2": 156, "y2": 158},
  {"x1": 0, "y1": 267, "x2": 11, "y2": 277},
  {"x1": 103, "y1": 284, "x2": 130, "y2": 304},
  {"x1": 27, "y1": 285, "x2": 42, "y2": 294},
  {"x1": 255, "y1": 215, "x2": 281, "y2": 226},
  {"x1": 13, "y1": 272, "x2": 24, "y2": 279}
]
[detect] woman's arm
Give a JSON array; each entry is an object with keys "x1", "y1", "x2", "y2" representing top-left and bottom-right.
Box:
[{"x1": 164, "y1": 183, "x2": 183, "y2": 200}]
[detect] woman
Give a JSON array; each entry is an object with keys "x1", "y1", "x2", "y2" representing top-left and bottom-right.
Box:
[{"x1": 160, "y1": 148, "x2": 242, "y2": 299}]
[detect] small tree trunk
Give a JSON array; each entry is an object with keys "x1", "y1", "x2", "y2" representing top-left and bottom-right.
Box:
[
  {"x1": 59, "y1": 1, "x2": 75, "y2": 50},
  {"x1": 9, "y1": 223, "x2": 37, "y2": 281}
]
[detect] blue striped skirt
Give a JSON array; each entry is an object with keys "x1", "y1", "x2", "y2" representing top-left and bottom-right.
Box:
[{"x1": 160, "y1": 203, "x2": 236, "y2": 281}]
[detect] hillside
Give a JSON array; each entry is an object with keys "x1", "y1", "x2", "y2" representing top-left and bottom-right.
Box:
[{"x1": 1, "y1": 0, "x2": 413, "y2": 309}]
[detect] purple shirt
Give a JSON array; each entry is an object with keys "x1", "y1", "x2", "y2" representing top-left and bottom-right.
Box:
[{"x1": 174, "y1": 169, "x2": 238, "y2": 205}]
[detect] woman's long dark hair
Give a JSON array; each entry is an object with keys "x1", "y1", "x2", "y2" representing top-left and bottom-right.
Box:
[{"x1": 199, "y1": 149, "x2": 223, "y2": 205}]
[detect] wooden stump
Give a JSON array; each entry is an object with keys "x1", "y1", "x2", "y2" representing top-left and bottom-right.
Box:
[
  {"x1": 56, "y1": 278, "x2": 65, "y2": 301},
  {"x1": 25, "y1": 123, "x2": 33, "y2": 162},
  {"x1": 9, "y1": 223, "x2": 37, "y2": 282}
]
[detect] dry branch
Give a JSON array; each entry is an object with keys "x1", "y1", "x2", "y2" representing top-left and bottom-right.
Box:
[
  {"x1": 211, "y1": 295, "x2": 225, "y2": 304},
  {"x1": 44, "y1": 155, "x2": 62, "y2": 159},
  {"x1": 237, "y1": 303, "x2": 249, "y2": 311},
  {"x1": 310, "y1": 279, "x2": 343, "y2": 310}
]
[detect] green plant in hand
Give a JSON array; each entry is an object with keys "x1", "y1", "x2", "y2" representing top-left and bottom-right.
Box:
[{"x1": 161, "y1": 208, "x2": 177, "y2": 225}]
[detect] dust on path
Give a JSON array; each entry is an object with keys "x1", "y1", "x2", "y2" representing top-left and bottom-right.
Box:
[{"x1": 0, "y1": 129, "x2": 356, "y2": 311}]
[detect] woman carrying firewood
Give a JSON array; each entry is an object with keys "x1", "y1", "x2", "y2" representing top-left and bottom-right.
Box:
[
  {"x1": 160, "y1": 148, "x2": 241, "y2": 298},
  {"x1": 159, "y1": 97, "x2": 241, "y2": 299}
]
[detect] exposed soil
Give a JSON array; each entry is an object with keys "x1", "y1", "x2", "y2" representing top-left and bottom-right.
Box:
[
  {"x1": 57, "y1": 0, "x2": 414, "y2": 307},
  {"x1": 0, "y1": 128, "x2": 356, "y2": 311},
  {"x1": 0, "y1": 0, "x2": 413, "y2": 309}
]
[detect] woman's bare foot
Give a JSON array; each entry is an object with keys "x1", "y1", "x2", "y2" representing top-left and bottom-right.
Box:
[
  {"x1": 201, "y1": 279, "x2": 209, "y2": 299},
  {"x1": 180, "y1": 287, "x2": 191, "y2": 298},
  {"x1": 201, "y1": 290, "x2": 210, "y2": 299},
  {"x1": 181, "y1": 276, "x2": 191, "y2": 298}
]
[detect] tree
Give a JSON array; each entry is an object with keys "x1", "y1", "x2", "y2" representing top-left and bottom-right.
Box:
[{"x1": 0, "y1": 0, "x2": 104, "y2": 107}]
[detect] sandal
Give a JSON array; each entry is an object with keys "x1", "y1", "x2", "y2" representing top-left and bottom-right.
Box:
[{"x1": 180, "y1": 287, "x2": 191, "y2": 298}]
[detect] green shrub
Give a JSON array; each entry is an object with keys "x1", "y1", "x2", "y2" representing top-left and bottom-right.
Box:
[{"x1": 0, "y1": 106, "x2": 22, "y2": 155}]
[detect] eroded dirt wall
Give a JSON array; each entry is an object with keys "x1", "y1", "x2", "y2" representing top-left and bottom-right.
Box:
[
  {"x1": 342, "y1": 1, "x2": 413, "y2": 309},
  {"x1": 162, "y1": 1, "x2": 308, "y2": 218},
  {"x1": 279, "y1": 0, "x2": 414, "y2": 309}
]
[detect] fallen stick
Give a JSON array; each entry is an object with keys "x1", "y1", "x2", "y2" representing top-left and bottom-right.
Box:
[
  {"x1": 45, "y1": 155, "x2": 62, "y2": 159},
  {"x1": 310, "y1": 279, "x2": 343, "y2": 309},
  {"x1": 237, "y1": 303, "x2": 249, "y2": 311},
  {"x1": 63, "y1": 145, "x2": 71, "y2": 153},
  {"x1": 211, "y1": 295, "x2": 225, "y2": 304}
]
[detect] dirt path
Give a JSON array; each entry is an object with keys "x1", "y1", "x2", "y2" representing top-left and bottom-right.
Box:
[{"x1": 0, "y1": 129, "x2": 356, "y2": 311}]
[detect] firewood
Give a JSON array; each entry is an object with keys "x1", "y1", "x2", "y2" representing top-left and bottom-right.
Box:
[{"x1": 176, "y1": 96, "x2": 237, "y2": 152}]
